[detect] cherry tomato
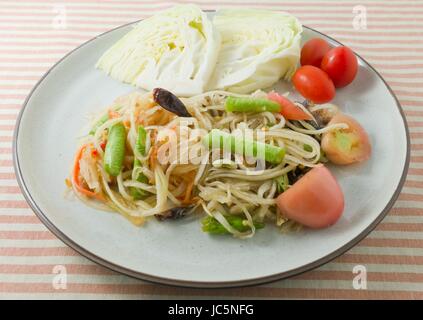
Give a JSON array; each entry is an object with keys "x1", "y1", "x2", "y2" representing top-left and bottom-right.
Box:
[
  {"x1": 321, "y1": 46, "x2": 358, "y2": 88},
  {"x1": 267, "y1": 92, "x2": 312, "y2": 120},
  {"x1": 276, "y1": 165, "x2": 344, "y2": 229},
  {"x1": 300, "y1": 38, "x2": 331, "y2": 67},
  {"x1": 321, "y1": 113, "x2": 371, "y2": 165},
  {"x1": 292, "y1": 66, "x2": 335, "y2": 104}
]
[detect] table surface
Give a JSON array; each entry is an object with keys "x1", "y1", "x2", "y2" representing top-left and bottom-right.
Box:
[{"x1": 1, "y1": 0, "x2": 422, "y2": 299}]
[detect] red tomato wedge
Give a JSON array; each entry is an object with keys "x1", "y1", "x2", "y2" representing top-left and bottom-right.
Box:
[
  {"x1": 267, "y1": 92, "x2": 312, "y2": 120},
  {"x1": 276, "y1": 165, "x2": 344, "y2": 229},
  {"x1": 321, "y1": 113, "x2": 371, "y2": 165}
]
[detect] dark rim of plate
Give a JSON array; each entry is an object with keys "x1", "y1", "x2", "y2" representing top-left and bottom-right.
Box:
[{"x1": 12, "y1": 19, "x2": 411, "y2": 289}]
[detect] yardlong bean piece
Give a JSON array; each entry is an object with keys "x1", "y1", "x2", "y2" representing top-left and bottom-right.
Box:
[
  {"x1": 104, "y1": 122, "x2": 126, "y2": 176},
  {"x1": 202, "y1": 129, "x2": 285, "y2": 164},
  {"x1": 225, "y1": 96, "x2": 280, "y2": 113}
]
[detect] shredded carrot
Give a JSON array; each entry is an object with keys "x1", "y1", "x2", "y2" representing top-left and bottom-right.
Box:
[
  {"x1": 147, "y1": 112, "x2": 160, "y2": 125},
  {"x1": 182, "y1": 179, "x2": 195, "y2": 204},
  {"x1": 134, "y1": 107, "x2": 141, "y2": 124},
  {"x1": 150, "y1": 129, "x2": 157, "y2": 142},
  {"x1": 174, "y1": 171, "x2": 196, "y2": 204},
  {"x1": 149, "y1": 146, "x2": 158, "y2": 169},
  {"x1": 134, "y1": 106, "x2": 140, "y2": 117},
  {"x1": 108, "y1": 109, "x2": 120, "y2": 119},
  {"x1": 72, "y1": 145, "x2": 104, "y2": 201},
  {"x1": 169, "y1": 175, "x2": 180, "y2": 186}
]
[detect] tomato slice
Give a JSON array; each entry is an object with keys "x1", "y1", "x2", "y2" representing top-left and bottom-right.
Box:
[
  {"x1": 276, "y1": 165, "x2": 344, "y2": 229},
  {"x1": 321, "y1": 113, "x2": 371, "y2": 165},
  {"x1": 267, "y1": 92, "x2": 311, "y2": 120}
]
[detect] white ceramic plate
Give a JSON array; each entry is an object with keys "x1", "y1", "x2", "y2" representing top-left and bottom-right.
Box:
[{"x1": 13, "y1": 22, "x2": 410, "y2": 288}]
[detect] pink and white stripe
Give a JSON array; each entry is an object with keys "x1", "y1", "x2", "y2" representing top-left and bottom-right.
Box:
[{"x1": 1, "y1": 0, "x2": 423, "y2": 299}]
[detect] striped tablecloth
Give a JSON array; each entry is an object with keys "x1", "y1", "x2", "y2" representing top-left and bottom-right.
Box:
[{"x1": 1, "y1": 0, "x2": 422, "y2": 299}]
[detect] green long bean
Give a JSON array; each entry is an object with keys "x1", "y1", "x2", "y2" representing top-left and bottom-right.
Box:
[
  {"x1": 225, "y1": 96, "x2": 281, "y2": 113},
  {"x1": 202, "y1": 215, "x2": 264, "y2": 235},
  {"x1": 103, "y1": 122, "x2": 126, "y2": 177},
  {"x1": 202, "y1": 129, "x2": 285, "y2": 164}
]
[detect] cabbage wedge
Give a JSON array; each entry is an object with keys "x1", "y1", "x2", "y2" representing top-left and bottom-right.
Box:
[
  {"x1": 208, "y1": 9, "x2": 302, "y2": 93},
  {"x1": 96, "y1": 5, "x2": 220, "y2": 96}
]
